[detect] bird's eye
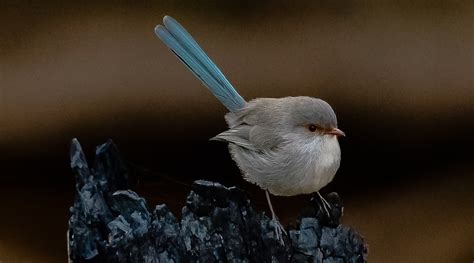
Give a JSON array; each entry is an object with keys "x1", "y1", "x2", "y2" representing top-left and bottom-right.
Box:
[{"x1": 308, "y1": 124, "x2": 317, "y2": 132}]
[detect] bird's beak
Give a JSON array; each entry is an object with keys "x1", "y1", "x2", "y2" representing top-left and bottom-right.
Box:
[{"x1": 325, "y1": 128, "x2": 346, "y2": 137}]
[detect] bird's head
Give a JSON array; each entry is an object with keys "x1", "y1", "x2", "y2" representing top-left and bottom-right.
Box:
[{"x1": 283, "y1": 97, "x2": 345, "y2": 141}]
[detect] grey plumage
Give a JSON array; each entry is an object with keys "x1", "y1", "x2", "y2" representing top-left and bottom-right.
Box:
[{"x1": 212, "y1": 97, "x2": 341, "y2": 196}]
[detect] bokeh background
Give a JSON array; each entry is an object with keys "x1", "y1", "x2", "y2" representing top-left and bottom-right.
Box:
[{"x1": 1, "y1": 1, "x2": 473, "y2": 262}]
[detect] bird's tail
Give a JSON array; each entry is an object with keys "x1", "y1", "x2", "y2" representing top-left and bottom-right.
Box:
[{"x1": 155, "y1": 16, "x2": 246, "y2": 112}]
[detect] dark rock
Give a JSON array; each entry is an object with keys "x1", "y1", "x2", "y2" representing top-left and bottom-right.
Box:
[{"x1": 68, "y1": 139, "x2": 368, "y2": 262}]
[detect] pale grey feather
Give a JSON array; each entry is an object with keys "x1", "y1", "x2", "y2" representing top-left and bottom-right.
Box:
[{"x1": 210, "y1": 125, "x2": 256, "y2": 151}]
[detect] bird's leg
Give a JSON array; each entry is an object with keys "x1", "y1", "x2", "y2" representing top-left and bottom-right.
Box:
[
  {"x1": 317, "y1": 191, "x2": 332, "y2": 217},
  {"x1": 265, "y1": 190, "x2": 287, "y2": 244}
]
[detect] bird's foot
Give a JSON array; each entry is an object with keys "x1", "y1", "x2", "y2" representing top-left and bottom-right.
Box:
[
  {"x1": 317, "y1": 191, "x2": 332, "y2": 218},
  {"x1": 269, "y1": 216, "x2": 287, "y2": 245}
]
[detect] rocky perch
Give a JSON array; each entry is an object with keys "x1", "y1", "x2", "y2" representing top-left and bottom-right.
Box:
[{"x1": 68, "y1": 139, "x2": 368, "y2": 262}]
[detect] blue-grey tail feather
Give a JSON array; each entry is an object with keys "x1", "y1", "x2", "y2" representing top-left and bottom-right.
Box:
[{"x1": 155, "y1": 16, "x2": 246, "y2": 112}]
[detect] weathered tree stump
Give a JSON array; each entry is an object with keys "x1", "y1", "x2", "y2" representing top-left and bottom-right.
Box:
[{"x1": 68, "y1": 139, "x2": 368, "y2": 262}]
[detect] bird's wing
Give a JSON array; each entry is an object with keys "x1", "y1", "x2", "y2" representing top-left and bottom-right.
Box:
[
  {"x1": 214, "y1": 99, "x2": 286, "y2": 151},
  {"x1": 154, "y1": 16, "x2": 246, "y2": 112},
  {"x1": 211, "y1": 125, "x2": 257, "y2": 151},
  {"x1": 248, "y1": 125, "x2": 286, "y2": 150},
  {"x1": 211, "y1": 125, "x2": 284, "y2": 151}
]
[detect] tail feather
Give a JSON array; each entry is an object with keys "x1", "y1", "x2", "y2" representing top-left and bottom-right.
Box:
[{"x1": 155, "y1": 16, "x2": 246, "y2": 112}]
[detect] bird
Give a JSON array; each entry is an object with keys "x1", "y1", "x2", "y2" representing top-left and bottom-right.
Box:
[{"x1": 154, "y1": 16, "x2": 345, "y2": 243}]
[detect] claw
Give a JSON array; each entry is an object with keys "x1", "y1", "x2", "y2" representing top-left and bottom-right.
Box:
[
  {"x1": 265, "y1": 190, "x2": 287, "y2": 244},
  {"x1": 270, "y1": 217, "x2": 286, "y2": 244},
  {"x1": 317, "y1": 191, "x2": 332, "y2": 218}
]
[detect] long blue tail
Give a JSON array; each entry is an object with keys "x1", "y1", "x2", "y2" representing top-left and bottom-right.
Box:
[{"x1": 155, "y1": 16, "x2": 246, "y2": 112}]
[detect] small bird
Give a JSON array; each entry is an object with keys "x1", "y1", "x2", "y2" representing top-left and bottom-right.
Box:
[{"x1": 155, "y1": 16, "x2": 345, "y2": 242}]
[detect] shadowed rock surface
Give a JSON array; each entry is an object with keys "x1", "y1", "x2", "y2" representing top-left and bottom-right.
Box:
[{"x1": 68, "y1": 139, "x2": 368, "y2": 262}]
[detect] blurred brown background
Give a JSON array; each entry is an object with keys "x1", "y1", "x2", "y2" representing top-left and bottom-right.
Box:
[{"x1": 0, "y1": 1, "x2": 473, "y2": 262}]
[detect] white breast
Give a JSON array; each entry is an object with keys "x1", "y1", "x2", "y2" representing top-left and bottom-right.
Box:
[
  {"x1": 230, "y1": 134, "x2": 341, "y2": 196},
  {"x1": 273, "y1": 135, "x2": 341, "y2": 195},
  {"x1": 303, "y1": 135, "x2": 341, "y2": 193}
]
